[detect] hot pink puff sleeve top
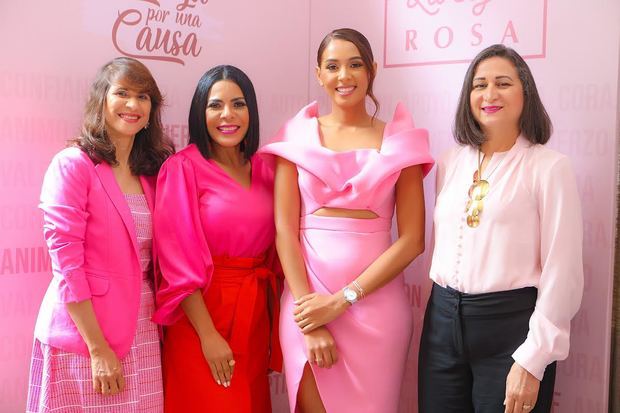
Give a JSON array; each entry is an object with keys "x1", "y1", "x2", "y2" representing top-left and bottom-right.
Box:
[
  {"x1": 257, "y1": 101, "x2": 434, "y2": 218},
  {"x1": 151, "y1": 144, "x2": 276, "y2": 325},
  {"x1": 430, "y1": 136, "x2": 584, "y2": 380}
]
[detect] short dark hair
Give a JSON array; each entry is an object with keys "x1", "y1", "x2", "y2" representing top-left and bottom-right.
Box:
[
  {"x1": 188, "y1": 65, "x2": 259, "y2": 160},
  {"x1": 74, "y1": 57, "x2": 173, "y2": 176},
  {"x1": 453, "y1": 44, "x2": 552, "y2": 147},
  {"x1": 317, "y1": 28, "x2": 380, "y2": 119}
]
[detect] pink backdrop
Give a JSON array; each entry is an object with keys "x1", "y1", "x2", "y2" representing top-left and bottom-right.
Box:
[{"x1": 1, "y1": 1, "x2": 618, "y2": 412}]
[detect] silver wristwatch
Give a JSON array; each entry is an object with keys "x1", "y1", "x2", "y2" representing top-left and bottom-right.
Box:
[{"x1": 343, "y1": 286, "x2": 359, "y2": 305}]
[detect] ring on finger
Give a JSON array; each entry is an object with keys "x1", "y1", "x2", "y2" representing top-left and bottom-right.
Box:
[
  {"x1": 228, "y1": 359, "x2": 236, "y2": 367},
  {"x1": 523, "y1": 404, "x2": 533, "y2": 411}
]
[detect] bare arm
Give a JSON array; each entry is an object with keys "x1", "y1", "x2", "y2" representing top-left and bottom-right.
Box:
[
  {"x1": 65, "y1": 300, "x2": 124, "y2": 395},
  {"x1": 355, "y1": 165, "x2": 425, "y2": 293},
  {"x1": 274, "y1": 157, "x2": 338, "y2": 368},
  {"x1": 180, "y1": 291, "x2": 219, "y2": 344},
  {"x1": 181, "y1": 290, "x2": 234, "y2": 387},
  {"x1": 273, "y1": 157, "x2": 312, "y2": 300}
]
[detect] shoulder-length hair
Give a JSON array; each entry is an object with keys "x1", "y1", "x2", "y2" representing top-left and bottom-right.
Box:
[
  {"x1": 188, "y1": 65, "x2": 259, "y2": 161},
  {"x1": 317, "y1": 28, "x2": 380, "y2": 118},
  {"x1": 453, "y1": 44, "x2": 552, "y2": 147},
  {"x1": 73, "y1": 57, "x2": 173, "y2": 176}
]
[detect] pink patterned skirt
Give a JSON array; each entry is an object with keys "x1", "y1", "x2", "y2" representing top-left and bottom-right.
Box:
[{"x1": 26, "y1": 278, "x2": 163, "y2": 413}]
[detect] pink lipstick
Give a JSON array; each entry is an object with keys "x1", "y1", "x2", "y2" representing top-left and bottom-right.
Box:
[{"x1": 482, "y1": 106, "x2": 502, "y2": 114}]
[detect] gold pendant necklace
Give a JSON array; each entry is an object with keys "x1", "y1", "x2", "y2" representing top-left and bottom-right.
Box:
[{"x1": 465, "y1": 149, "x2": 503, "y2": 228}]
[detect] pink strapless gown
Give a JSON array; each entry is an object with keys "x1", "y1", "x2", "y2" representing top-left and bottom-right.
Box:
[{"x1": 259, "y1": 102, "x2": 434, "y2": 412}]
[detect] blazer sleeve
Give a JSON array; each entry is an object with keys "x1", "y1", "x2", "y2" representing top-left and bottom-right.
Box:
[
  {"x1": 512, "y1": 155, "x2": 584, "y2": 380},
  {"x1": 152, "y1": 154, "x2": 213, "y2": 325},
  {"x1": 39, "y1": 148, "x2": 92, "y2": 303}
]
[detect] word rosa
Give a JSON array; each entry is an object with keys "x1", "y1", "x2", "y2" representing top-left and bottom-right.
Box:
[
  {"x1": 112, "y1": 9, "x2": 201, "y2": 65},
  {"x1": 405, "y1": 20, "x2": 518, "y2": 50}
]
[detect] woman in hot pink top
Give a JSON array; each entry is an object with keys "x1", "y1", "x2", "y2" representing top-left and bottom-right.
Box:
[
  {"x1": 419, "y1": 44, "x2": 583, "y2": 413},
  {"x1": 259, "y1": 28, "x2": 434, "y2": 412},
  {"x1": 152, "y1": 65, "x2": 281, "y2": 413}
]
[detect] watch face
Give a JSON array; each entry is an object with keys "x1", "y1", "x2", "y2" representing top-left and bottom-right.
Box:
[{"x1": 344, "y1": 288, "x2": 358, "y2": 302}]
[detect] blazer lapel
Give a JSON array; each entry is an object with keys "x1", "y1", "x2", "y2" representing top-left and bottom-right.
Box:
[
  {"x1": 140, "y1": 175, "x2": 158, "y2": 285},
  {"x1": 140, "y1": 175, "x2": 156, "y2": 213},
  {"x1": 94, "y1": 162, "x2": 140, "y2": 264}
]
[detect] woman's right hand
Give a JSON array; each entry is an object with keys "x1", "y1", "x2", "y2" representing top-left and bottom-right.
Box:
[
  {"x1": 303, "y1": 326, "x2": 338, "y2": 369},
  {"x1": 200, "y1": 331, "x2": 235, "y2": 387},
  {"x1": 89, "y1": 345, "x2": 124, "y2": 395}
]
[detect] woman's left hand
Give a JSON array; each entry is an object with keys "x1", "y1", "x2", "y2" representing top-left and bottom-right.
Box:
[
  {"x1": 504, "y1": 362, "x2": 540, "y2": 413},
  {"x1": 293, "y1": 293, "x2": 348, "y2": 333}
]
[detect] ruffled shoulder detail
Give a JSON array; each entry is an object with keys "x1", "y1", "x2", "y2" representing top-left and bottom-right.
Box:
[
  {"x1": 381, "y1": 102, "x2": 433, "y2": 175},
  {"x1": 256, "y1": 102, "x2": 323, "y2": 176},
  {"x1": 269, "y1": 101, "x2": 319, "y2": 145},
  {"x1": 386, "y1": 101, "x2": 416, "y2": 133},
  {"x1": 257, "y1": 102, "x2": 434, "y2": 194}
]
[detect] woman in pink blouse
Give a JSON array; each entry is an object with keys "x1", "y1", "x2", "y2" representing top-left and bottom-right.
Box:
[
  {"x1": 419, "y1": 44, "x2": 583, "y2": 413},
  {"x1": 152, "y1": 65, "x2": 281, "y2": 413},
  {"x1": 27, "y1": 57, "x2": 173, "y2": 412}
]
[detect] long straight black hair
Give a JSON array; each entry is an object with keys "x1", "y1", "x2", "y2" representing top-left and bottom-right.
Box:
[{"x1": 188, "y1": 65, "x2": 259, "y2": 160}]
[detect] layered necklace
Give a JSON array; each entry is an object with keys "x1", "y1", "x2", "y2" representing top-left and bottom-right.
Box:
[{"x1": 465, "y1": 149, "x2": 505, "y2": 228}]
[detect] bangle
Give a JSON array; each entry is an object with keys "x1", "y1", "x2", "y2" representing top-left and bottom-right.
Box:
[{"x1": 352, "y1": 280, "x2": 365, "y2": 299}]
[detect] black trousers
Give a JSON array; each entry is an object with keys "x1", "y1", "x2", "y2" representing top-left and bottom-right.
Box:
[{"x1": 418, "y1": 283, "x2": 557, "y2": 413}]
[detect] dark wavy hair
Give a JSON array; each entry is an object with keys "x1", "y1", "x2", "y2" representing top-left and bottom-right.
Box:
[
  {"x1": 317, "y1": 28, "x2": 380, "y2": 118},
  {"x1": 453, "y1": 44, "x2": 552, "y2": 147},
  {"x1": 188, "y1": 65, "x2": 259, "y2": 161},
  {"x1": 73, "y1": 57, "x2": 173, "y2": 175}
]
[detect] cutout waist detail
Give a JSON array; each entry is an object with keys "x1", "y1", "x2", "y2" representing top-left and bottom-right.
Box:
[
  {"x1": 300, "y1": 214, "x2": 391, "y2": 233},
  {"x1": 312, "y1": 207, "x2": 379, "y2": 219}
]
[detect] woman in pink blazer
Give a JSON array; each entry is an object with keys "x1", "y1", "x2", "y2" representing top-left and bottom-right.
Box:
[{"x1": 26, "y1": 57, "x2": 173, "y2": 413}]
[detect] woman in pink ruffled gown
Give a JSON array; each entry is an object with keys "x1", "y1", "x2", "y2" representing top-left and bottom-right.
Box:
[{"x1": 258, "y1": 28, "x2": 434, "y2": 412}]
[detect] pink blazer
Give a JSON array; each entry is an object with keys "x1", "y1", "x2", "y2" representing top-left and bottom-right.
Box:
[{"x1": 33, "y1": 147, "x2": 156, "y2": 358}]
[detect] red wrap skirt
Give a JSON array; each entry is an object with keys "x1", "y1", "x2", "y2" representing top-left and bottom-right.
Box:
[{"x1": 162, "y1": 255, "x2": 282, "y2": 413}]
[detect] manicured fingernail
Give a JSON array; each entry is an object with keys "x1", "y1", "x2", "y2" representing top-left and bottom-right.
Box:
[{"x1": 217, "y1": 380, "x2": 221, "y2": 385}]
